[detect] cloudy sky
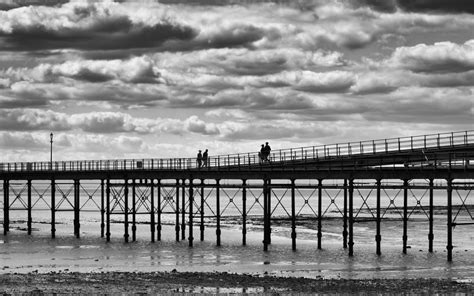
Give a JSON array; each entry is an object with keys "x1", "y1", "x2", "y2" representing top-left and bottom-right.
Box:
[{"x1": 0, "y1": 0, "x2": 473, "y2": 162}]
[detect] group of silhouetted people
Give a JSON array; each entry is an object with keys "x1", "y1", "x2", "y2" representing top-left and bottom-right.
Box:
[
  {"x1": 259, "y1": 142, "x2": 271, "y2": 163},
  {"x1": 196, "y1": 149, "x2": 209, "y2": 168}
]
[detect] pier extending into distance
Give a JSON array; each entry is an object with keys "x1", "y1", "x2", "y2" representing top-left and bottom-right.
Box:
[{"x1": 1, "y1": 130, "x2": 473, "y2": 261}]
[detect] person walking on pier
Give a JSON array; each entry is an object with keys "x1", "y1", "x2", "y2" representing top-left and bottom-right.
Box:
[
  {"x1": 263, "y1": 142, "x2": 271, "y2": 162},
  {"x1": 259, "y1": 144, "x2": 265, "y2": 164},
  {"x1": 197, "y1": 150, "x2": 203, "y2": 168},
  {"x1": 202, "y1": 149, "x2": 208, "y2": 167}
]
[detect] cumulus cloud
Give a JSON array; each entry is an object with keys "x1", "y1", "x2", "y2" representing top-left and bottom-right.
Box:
[{"x1": 387, "y1": 40, "x2": 474, "y2": 73}]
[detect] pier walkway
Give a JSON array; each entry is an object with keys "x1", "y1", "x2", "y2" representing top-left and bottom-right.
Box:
[{"x1": 1, "y1": 130, "x2": 473, "y2": 261}]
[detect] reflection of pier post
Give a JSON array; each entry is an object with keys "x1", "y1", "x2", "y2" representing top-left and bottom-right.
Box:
[
  {"x1": 3, "y1": 180, "x2": 9, "y2": 235},
  {"x1": 291, "y1": 179, "x2": 296, "y2": 251},
  {"x1": 447, "y1": 178, "x2": 453, "y2": 262},
  {"x1": 403, "y1": 179, "x2": 408, "y2": 254},
  {"x1": 27, "y1": 179, "x2": 32, "y2": 235},
  {"x1": 51, "y1": 179, "x2": 56, "y2": 239},
  {"x1": 376, "y1": 179, "x2": 381, "y2": 256},
  {"x1": 242, "y1": 179, "x2": 247, "y2": 246},
  {"x1": 428, "y1": 178, "x2": 434, "y2": 252},
  {"x1": 348, "y1": 179, "x2": 354, "y2": 256}
]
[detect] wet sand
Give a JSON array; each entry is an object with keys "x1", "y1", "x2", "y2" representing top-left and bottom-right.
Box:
[{"x1": 1, "y1": 271, "x2": 474, "y2": 294}]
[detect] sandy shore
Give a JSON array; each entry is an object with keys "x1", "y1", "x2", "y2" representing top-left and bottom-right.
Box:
[{"x1": 1, "y1": 271, "x2": 474, "y2": 295}]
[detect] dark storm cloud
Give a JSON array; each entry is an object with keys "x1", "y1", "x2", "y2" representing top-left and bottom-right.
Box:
[
  {"x1": 355, "y1": 0, "x2": 474, "y2": 14},
  {"x1": 0, "y1": 0, "x2": 68, "y2": 11},
  {"x1": 0, "y1": 16, "x2": 196, "y2": 51}
]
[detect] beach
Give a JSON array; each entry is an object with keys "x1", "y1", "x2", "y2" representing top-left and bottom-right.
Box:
[{"x1": 2, "y1": 218, "x2": 474, "y2": 294}]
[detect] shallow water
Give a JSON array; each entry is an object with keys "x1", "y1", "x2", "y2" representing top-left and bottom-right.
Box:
[{"x1": 1, "y1": 216, "x2": 474, "y2": 282}]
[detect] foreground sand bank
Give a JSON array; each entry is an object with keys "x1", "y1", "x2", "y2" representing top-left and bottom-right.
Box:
[{"x1": 1, "y1": 271, "x2": 473, "y2": 294}]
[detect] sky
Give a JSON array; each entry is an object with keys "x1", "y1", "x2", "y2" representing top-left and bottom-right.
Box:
[{"x1": 0, "y1": 0, "x2": 473, "y2": 162}]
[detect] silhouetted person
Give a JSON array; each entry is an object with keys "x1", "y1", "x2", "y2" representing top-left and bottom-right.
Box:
[
  {"x1": 264, "y1": 142, "x2": 271, "y2": 162},
  {"x1": 259, "y1": 144, "x2": 265, "y2": 163},
  {"x1": 202, "y1": 149, "x2": 208, "y2": 167},
  {"x1": 197, "y1": 150, "x2": 202, "y2": 168}
]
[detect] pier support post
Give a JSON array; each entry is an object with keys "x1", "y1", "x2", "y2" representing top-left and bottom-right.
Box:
[
  {"x1": 74, "y1": 180, "x2": 80, "y2": 238},
  {"x1": 447, "y1": 178, "x2": 453, "y2": 262},
  {"x1": 317, "y1": 179, "x2": 322, "y2": 250},
  {"x1": 27, "y1": 180, "x2": 32, "y2": 235},
  {"x1": 124, "y1": 179, "x2": 129, "y2": 243},
  {"x1": 267, "y1": 179, "x2": 271, "y2": 245},
  {"x1": 428, "y1": 178, "x2": 434, "y2": 252},
  {"x1": 181, "y1": 179, "x2": 186, "y2": 241},
  {"x1": 189, "y1": 178, "x2": 194, "y2": 247},
  {"x1": 106, "y1": 179, "x2": 111, "y2": 242},
  {"x1": 175, "y1": 179, "x2": 180, "y2": 242},
  {"x1": 157, "y1": 179, "x2": 162, "y2": 241},
  {"x1": 51, "y1": 179, "x2": 56, "y2": 239},
  {"x1": 343, "y1": 179, "x2": 348, "y2": 249},
  {"x1": 3, "y1": 180, "x2": 9, "y2": 235},
  {"x1": 403, "y1": 179, "x2": 408, "y2": 254},
  {"x1": 132, "y1": 180, "x2": 136, "y2": 242},
  {"x1": 150, "y1": 179, "x2": 155, "y2": 243},
  {"x1": 291, "y1": 179, "x2": 296, "y2": 251},
  {"x1": 348, "y1": 179, "x2": 354, "y2": 256},
  {"x1": 100, "y1": 179, "x2": 105, "y2": 238},
  {"x1": 216, "y1": 179, "x2": 221, "y2": 247},
  {"x1": 376, "y1": 179, "x2": 381, "y2": 256},
  {"x1": 200, "y1": 179, "x2": 205, "y2": 242},
  {"x1": 242, "y1": 179, "x2": 247, "y2": 246},
  {"x1": 263, "y1": 178, "x2": 269, "y2": 251}
]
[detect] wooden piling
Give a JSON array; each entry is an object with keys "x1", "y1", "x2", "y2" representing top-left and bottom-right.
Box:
[
  {"x1": 376, "y1": 179, "x2": 381, "y2": 256},
  {"x1": 242, "y1": 179, "x2": 247, "y2": 246},
  {"x1": 343, "y1": 179, "x2": 348, "y2": 249},
  {"x1": 150, "y1": 179, "x2": 155, "y2": 242},
  {"x1": 263, "y1": 178, "x2": 269, "y2": 251},
  {"x1": 267, "y1": 179, "x2": 271, "y2": 245},
  {"x1": 189, "y1": 178, "x2": 194, "y2": 247},
  {"x1": 291, "y1": 179, "x2": 296, "y2": 251},
  {"x1": 100, "y1": 179, "x2": 104, "y2": 238},
  {"x1": 447, "y1": 178, "x2": 453, "y2": 261},
  {"x1": 216, "y1": 179, "x2": 221, "y2": 246},
  {"x1": 200, "y1": 179, "x2": 204, "y2": 242},
  {"x1": 3, "y1": 180, "x2": 9, "y2": 235},
  {"x1": 175, "y1": 179, "x2": 180, "y2": 242},
  {"x1": 428, "y1": 178, "x2": 434, "y2": 252},
  {"x1": 74, "y1": 179, "x2": 80, "y2": 238},
  {"x1": 27, "y1": 179, "x2": 32, "y2": 235},
  {"x1": 106, "y1": 179, "x2": 111, "y2": 242},
  {"x1": 51, "y1": 179, "x2": 56, "y2": 239},
  {"x1": 403, "y1": 179, "x2": 408, "y2": 254},
  {"x1": 181, "y1": 179, "x2": 186, "y2": 241},
  {"x1": 132, "y1": 179, "x2": 136, "y2": 242},
  {"x1": 317, "y1": 179, "x2": 322, "y2": 250},
  {"x1": 124, "y1": 179, "x2": 129, "y2": 243},
  {"x1": 157, "y1": 179, "x2": 162, "y2": 241},
  {"x1": 348, "y1": 179, "x2": 354, "y2": 256}
]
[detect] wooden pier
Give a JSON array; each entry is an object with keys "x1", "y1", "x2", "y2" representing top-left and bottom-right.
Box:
[{"x1": 1, "y1": 130, "x2": 473, "y2": 261}]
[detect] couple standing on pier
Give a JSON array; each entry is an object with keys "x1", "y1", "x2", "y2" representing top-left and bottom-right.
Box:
[
  {"x1": 197, "y1": 149, "x2": 209, "y2": 168},
  {"x1": 259, "y1": 142, "x2": 271, "y2": 163}
]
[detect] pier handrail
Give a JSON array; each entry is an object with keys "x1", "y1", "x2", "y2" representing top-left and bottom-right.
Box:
[{"x1": 0, "y1": 130, "x2": 473, "y2": 172}]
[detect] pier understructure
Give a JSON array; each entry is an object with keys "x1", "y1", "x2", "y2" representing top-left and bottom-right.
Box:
[{"x1": 1, "y1": 130, "x2": 473, "y2": 261}]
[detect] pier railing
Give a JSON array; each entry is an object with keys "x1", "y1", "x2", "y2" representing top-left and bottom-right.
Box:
[{"x1": 1, "y1": 130, "x2": 473, "y2": 172}]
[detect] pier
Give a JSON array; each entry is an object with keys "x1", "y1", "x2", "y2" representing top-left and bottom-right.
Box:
[{"x1": 1, "y1": 130, "x2": 473, "y2": 261}]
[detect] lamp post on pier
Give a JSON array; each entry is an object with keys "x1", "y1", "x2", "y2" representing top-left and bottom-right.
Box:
[{"x1": 50, "y1": 132, "x2": 53, "y2": 170}]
